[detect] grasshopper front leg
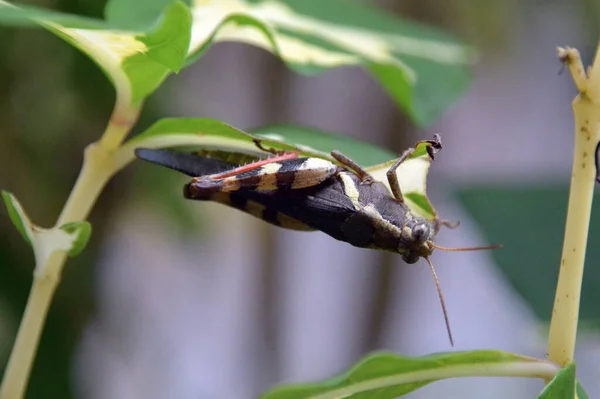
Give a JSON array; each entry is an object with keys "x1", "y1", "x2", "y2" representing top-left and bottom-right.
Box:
[{"x1": 386, "y1": 134, "x2": 442, "y2": 203}]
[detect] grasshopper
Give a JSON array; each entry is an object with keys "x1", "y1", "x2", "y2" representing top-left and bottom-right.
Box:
[{"x1": 135, "y1": 135, "x2": 499, "y2": 345}]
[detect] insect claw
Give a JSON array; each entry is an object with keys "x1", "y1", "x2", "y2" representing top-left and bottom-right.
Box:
[
  {"x1": 253, "y1": 138, "x2": 280, "y2": 155},
  {"x1": 435, "y1": 219, "x2": 460, "y2": 233},
  {"x1": 416, "y1": 134, "x2": 442, "y2": 161}
]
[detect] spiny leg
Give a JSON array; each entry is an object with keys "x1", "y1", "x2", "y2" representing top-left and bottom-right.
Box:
[
  {"x1": 199, "y1": 151, "x2": 299, "y2": 180},
  {"x1": 424, "y1": 134, "x2": 443, "y2": 160},
  {"x1": 331, "y1": 150, "x2": 373, "y2": 182}
]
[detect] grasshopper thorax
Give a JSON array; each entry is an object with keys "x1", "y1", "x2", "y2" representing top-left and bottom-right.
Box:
[{"x1": 399, "y1": 218, "x2": 436, "y2": 264}]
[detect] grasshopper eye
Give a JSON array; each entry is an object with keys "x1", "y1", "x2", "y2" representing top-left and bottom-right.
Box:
[
  {"x1": 411, "y1": 223, "x2": 430, "y2": 243},
  {"x1": 402, "y1": 252, "x2": 420, "y2": 264}
]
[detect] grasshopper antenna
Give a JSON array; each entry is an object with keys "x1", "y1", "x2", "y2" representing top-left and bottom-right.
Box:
[
  {"x1": 430, "y1": 243, "x2": 502, "y2": 252},
  {"x1": 425, "y1": 257, "x2": 453, "y2": 346}
]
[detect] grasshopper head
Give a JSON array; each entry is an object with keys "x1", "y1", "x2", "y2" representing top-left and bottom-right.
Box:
[{"x1": 400, "y1": 219, "x2": 435, "y2": 264}]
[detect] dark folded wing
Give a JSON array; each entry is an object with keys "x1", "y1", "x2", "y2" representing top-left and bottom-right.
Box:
[
  {"x1": 232, "y1": 175, "x2": 360, "y2": 241},
  {"x1": 135, "y1": 148, "x2": 234, "y2": 177},
  {"x1": 135, "y1": 148, "x2": 360, "y2": 240}
]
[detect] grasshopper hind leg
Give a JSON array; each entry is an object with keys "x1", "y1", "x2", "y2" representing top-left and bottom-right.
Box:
[{"x1": 331, "y1": 150, "x2": 374, "y2": 183}]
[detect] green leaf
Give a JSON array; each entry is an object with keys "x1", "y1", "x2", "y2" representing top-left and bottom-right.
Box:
[
  {"x1": 105, "y1": 0, "x2": 191, "y2": 31},
  {"x1": 124, "y1": 118, "x2": 438, "y2": 218},
  {"x1": 188, "y1": 0, "x2": 474, "y2": 126},
  {"x1": 258, "y1": 350, "x2": 558, "y2": 399},
  {"x1": 2, "y1": 190, "x2": 33, "y2": 245},
  {"x1": 250, "y1": 124, "x2": 395, "y2": 166},
  {"x1": 2, "y1": 0, "x2": 471, "y2": 123},
  {"x1": 537, "y1": 363, "x2": 575, "y2": 399},
  {"x1": 576, "y1": 381, "x2": 589, "y2": 399},
  {"x1": 370, "y1": 59, "x2": 471, "y2": 128},
  {"x1": 134, "y1": 1, "x2": 192, "y2": 74},
  {"x1": 457, "y1": 187, "x2": 600, "y2": 326},
  {"x1": 1, "y1": 191, "x2": 92, "y2": 267},
  {"x1": 59, "y1": 222, "x2": 92, "y2": 257},
  {"x1": 126, "y1": 118, "x2": 394, "y2": 166},
  {"x1": 0, "y1": 1, "x2": 192, "y2": 105}
]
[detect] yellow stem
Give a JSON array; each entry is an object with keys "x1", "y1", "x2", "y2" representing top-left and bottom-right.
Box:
[
  {"x1": 97, "y1": 95, "x2": 140, "y2": 152},
  {"x1": 0, "y1": 258, "x2": 61, "y2": 399},
  {"x1": 547, "y1": 45, "x2": 600, "y2": 369},
  {"x1": 56, "y1": 143, "x2": 116, "y2": 225},
  {"x1": 0, "y1": 99, "x2": 139, "y2": 399}
]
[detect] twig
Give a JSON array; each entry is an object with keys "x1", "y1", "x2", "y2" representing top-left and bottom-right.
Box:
[{"x1": 547, "y1": 44, "x2": 600, "y2": 371}]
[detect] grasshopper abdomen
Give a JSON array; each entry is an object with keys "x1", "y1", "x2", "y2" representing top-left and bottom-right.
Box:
[{"x1": 187, "y1": 155, "x2": 338, "y2": 196}]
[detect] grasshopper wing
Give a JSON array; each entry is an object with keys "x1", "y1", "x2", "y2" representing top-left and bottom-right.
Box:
[{"x1": 135, "y1": 148, "x2": 234, "y2": 177}]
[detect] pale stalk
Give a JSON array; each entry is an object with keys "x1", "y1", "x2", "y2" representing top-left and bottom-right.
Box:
[
  {"x1": 0, "y1": 97, "x2": 139, "y2": 399},
  {"x1": 547, "y1": 45, "x2": 600, "y2": 369},
  {"x1": 308, "y1": 361, "x2": 560, "y2": 399}
]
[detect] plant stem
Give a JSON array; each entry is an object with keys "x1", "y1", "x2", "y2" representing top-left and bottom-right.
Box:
[
  {"x1": 0, "y1": 100, "x2": 139, "y2": 399},
  {"x1": 56, "y1": 143, "x2": 117, "y2": 225},
  {"x1": 547, "y1": 46, "x2": 600, "y2": 369},
  {"x1": 0, "y1": 255, "x2": 62, "y2": 399}
]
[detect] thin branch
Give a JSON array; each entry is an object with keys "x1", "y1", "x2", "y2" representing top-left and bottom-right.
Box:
[
  {"x1": 547, "y1": 43, "x2": 600, "y2": 370},
  {"x1": 557, "y1": 47, "x2": 588, "y2": 93}
]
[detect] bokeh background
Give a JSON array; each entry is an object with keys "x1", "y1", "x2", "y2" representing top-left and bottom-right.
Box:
[{"x1": 1, "y1": 0, "x2": 600, "y2": 398}]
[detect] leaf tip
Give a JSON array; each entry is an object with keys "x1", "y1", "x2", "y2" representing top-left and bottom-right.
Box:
[{"x1": 2, "y1": 190, "x2": 32, "y2": 245}]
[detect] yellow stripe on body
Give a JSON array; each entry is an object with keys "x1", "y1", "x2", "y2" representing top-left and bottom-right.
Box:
[
  {"x1": 338, "y1": 172, "x2": 361, "y2": 209},
  {"x1": 257, "y1": 162, "x2": 282, "y2": 190},
  {"x1": 208, "y1": 192, "x2": 313, "y2": 231},
  {"x1": 218, "y1": 178, "x2": 241, "y2": 192},
  {"x1": 291, "y1": 158, "x2": 337, "y2": 189},
  {"x1": 276, "y1": 213, "x2": 315, "y2": 231},
  {"x1": 244, "y1": 200, "x2": 267, "y2": 219},
  {"x1": 361, "y1": 204, "x2": 407, "y2": 253}
]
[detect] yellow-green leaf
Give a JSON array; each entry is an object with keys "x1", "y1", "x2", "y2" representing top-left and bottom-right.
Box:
[
  {"x1": 188, "y1": 0, "x2": 474, "y2": 125},
  {"x1": 259, "y1": 350, "x2": 559, "y2": 399},
  {"x1": 0, "y1": 0, "x2": 192, "y2": 105}
]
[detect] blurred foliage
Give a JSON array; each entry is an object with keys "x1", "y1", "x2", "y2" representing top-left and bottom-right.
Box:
[
  {"x1": 458, "y1": 186, "x2": 600, "y2": 328},
  {"x1": 581, "y1": 0, "x2": 600, "y2": 42},
  {"x1": 0, "y1": 0, "x2": 123, "y2": 397},
  {"x1": 379, "y1": 0, "x2": 518, "y2": 50}
]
